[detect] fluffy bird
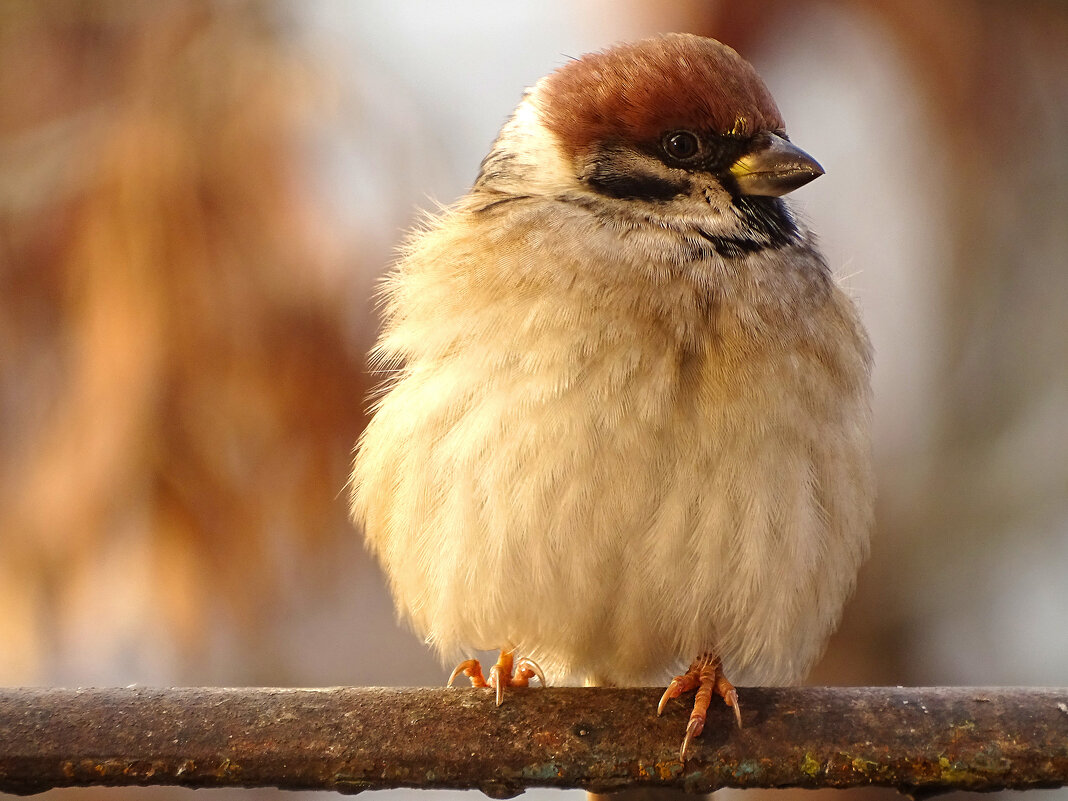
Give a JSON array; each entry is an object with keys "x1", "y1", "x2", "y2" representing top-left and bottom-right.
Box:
[{"x1": 351, "y1": 33, "x2": 873, "y2": 759}]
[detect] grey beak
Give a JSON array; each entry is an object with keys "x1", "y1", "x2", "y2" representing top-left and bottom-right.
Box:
[{"x1": 728, "y1": 132, "x2": 824, "y2": 197}]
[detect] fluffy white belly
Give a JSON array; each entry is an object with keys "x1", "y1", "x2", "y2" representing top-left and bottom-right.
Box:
[{"x1": 356, "y1": 316, "x2": 872, "y2": 687}]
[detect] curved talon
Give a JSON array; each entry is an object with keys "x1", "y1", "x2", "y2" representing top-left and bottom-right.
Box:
[
  {"x1": 657, "y1": 674, "x2": 695, "y2": 715},
  {"x1": 514, "y1": 657, "x2": 547, "y2": 687},
  {"x1": 488, "y1": 651, "x2": 514, "y2": 706},
  {"x1": 724, "y1": 686, "x2": 742, "y2": 728},
  {"x1": 490, "y1": 663, "x2": 507, "y2": 706},
  {"x1": 680, "y1": 714, "x2": 704, "y2": 761},
  {"x1": 657, "y1": 682, "x2": 676, "y2": 715},
  {"x1": 448, "y1": 658, "x2": 488, "y2": 688},
  {"x1": 446, "y1": 663, "x2": 465, "y2": 687}
]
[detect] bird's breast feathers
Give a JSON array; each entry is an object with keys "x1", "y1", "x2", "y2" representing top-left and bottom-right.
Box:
[{"x1": 353, "y1": 209, "x2": 872, "y2": 686}]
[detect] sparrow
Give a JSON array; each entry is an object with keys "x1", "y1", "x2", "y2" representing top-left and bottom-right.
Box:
[{"x1": 351, "y1": 33, "x2": 873, "y2": 760}]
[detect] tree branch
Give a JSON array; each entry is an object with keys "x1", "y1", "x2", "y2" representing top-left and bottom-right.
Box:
[{"x1": 1, "y1": 686, "x2": 1066, "y2": 796}]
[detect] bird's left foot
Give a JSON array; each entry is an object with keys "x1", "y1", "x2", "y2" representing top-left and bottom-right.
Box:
[
  {"x1": 658, "y1": 652, "x2": 741, "y2": 760},
  {"x1": 447, "y1": 649, "x2": 546, "y2": 705}
]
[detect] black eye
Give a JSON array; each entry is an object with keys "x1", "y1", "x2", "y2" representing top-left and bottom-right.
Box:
[{"x1": 663, "y1": 131, "x2": 700, "y2": 162}]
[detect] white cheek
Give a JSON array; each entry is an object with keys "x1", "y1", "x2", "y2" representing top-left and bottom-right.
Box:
[{"x1": 489, "y1": 88, "x2": 575, "y2": 194}]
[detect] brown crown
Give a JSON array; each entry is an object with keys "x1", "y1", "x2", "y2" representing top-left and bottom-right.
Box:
[{"x1": 539, "y1": 33, "x2": 785, "y2": 162}]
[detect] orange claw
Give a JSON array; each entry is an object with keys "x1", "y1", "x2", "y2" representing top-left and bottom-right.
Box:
[
  {"x1": 513, "y1": 656, "x2": 547, "y2": 688},
  {"x1": 658, "y1": 670, "x2": 700, "y2": 715},
  {"x1": 447, "y1": 650, "x2": 547, "y2": 705},
  {"x1": 657, "y1": 652, "x2": 742, "y2": 761},
  {"x1": 447, "y1": 658, "x2": 488, "y2": 688}
]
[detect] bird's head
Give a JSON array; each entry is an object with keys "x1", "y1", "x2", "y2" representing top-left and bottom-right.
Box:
[{"x1": 477, "y1": 34, "x2": 822, "y2": 246}]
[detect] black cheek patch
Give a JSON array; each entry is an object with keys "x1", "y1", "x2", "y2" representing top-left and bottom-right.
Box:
[
  {"x1": 586, "y1": 166, "x2": 689, "y2": 201},
  {"x1": 583, "y1": 147, "x2": 690, "y2": 202}
]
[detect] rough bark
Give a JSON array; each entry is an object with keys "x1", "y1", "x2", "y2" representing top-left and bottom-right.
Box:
[{"x1": 0, "y1": 686, "x2": 1065, "y2": 796}]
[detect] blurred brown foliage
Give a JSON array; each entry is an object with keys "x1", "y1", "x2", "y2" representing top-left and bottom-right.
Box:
[{"x1": 0, "y1": 0, "x2": 369, "y2": 680}]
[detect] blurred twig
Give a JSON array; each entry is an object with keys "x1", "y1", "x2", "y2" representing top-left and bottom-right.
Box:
[{"x1": 0, "y1": 686, "x2": 1066, "y2": 796}]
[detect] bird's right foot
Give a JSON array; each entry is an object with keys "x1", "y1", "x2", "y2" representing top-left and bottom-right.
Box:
[{"x1": 657, "y1": 652, "x2": 742, "y2": 760}]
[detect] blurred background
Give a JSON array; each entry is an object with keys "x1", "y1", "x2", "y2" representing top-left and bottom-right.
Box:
[{"x1": 1, "y1": 1, "x2": 1066, "y2": 800}]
